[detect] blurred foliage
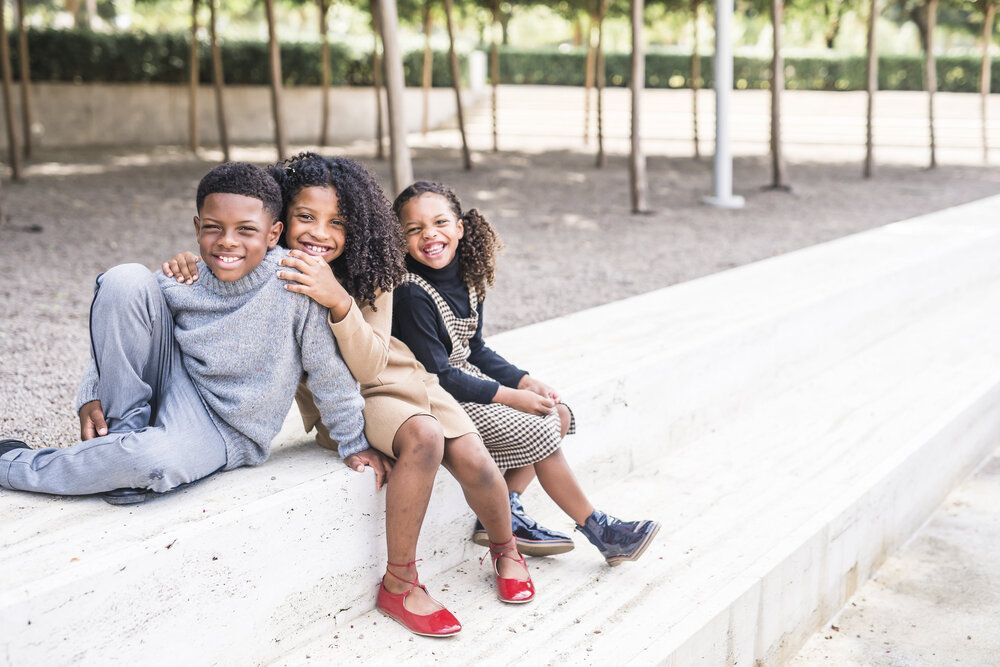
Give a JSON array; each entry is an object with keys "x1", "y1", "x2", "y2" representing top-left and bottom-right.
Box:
[{"x1": 11, "y1": 28, "x2": 999, "y2": 92}]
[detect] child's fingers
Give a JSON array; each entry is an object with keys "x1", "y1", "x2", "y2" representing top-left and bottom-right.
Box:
[
  {"x1": 277, "y1": 270, "x2": 310, "y2": 285},
  {"x1": 161, "y1": 261, "x2": 174, "y2": 278}
]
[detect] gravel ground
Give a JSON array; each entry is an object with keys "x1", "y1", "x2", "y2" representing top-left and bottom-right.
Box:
[{"x1": 2, "y1": 144, "x2": 999, "y2": 446}]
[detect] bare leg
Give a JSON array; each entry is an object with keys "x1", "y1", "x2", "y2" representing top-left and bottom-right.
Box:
[
  {"x1": 533, "y1": 446, "x2": 595, "y2": 527},
  {"x1": 442, "y1": 433, "x2": 528, "y2": 581},
  {"x1": 502, "y1": 404, "x2": 572, "y2": 494},
  {"x1": 382, "y1": 415, "x2": 447, "y2": 615},
  {"x1": 504, "y1": 465, "x2": 535, "y2": 494}
]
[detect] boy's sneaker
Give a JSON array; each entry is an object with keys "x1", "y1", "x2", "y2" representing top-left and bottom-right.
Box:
[
  {"x1": 0, "y1": 439, "x2": 31, "y2": 456},
  {"x1": 575, "y1": 510, "x2": 661, "y2": 566},
  {"x1": 472, "y1": 491, "x2": 575, "y2": 556}
]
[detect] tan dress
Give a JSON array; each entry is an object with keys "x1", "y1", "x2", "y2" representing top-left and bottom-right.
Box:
[{"x1": 295, "y1": 290, "x2": 478, "y2": 458}]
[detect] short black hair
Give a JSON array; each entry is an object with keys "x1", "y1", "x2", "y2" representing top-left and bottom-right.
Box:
[
  {"x1": 269, "y1": 152, "x2": 404, "y2": 308},
  {"x1": 196, "y1": 162, "x2": 283, "y2": 221}
]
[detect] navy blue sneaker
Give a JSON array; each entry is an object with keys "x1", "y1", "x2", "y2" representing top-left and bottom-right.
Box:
[
  {"x1": 0, "y1": 439, "x2": 31, "y2": 456},
  {"x1": 472, "y1": 491, "x2": 575, "y2": 556},
  {"x1": 575, "y1": 510, "x2": 660, "y2": 566}
]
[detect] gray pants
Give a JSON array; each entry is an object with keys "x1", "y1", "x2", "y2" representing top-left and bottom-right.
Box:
[{"x1": 0, "y1": 264, "x2": 227, "y2": 496}]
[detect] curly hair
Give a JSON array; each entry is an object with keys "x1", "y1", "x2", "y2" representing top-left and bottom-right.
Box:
[
  {"x1": 269, "y1": 152, "x2": 405, "y2": 309},
  {"x1": 392, "y1": 181, "x2": 503, "y2": 301},
  {"x1": 196, "y1": 161, "x2": 282, "y2": 221}
]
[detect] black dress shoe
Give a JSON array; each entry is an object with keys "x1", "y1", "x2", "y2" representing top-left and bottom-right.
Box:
[
  {"x1": 101, "y1": 488, "x2": 155, "y2": 505},
  {"x1": 0, "y1": 439, "x2": 31, "y2": 456}
]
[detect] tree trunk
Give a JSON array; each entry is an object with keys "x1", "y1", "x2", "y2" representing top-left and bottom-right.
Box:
[
  {"x1": 691, "y1": 0, "x2": 701, "y2": 159},
  {"x1": 189, "y1": 0, "x2": 199, "y2": 154},
  {"x1": 444, "y1": 0, "x2": 471, "y2": 170},
  {"x1": 864, "y1": 0, "x2": 878, "y2": 178},
  {"x1": 769, "y1": 0, "x2": 788, "y2": 189},
  {"x1": 376, "y1": 0, "x2": 414, "y2": 193},
  {"x1": 15, "y1": 0, "x2": 31, "y2": 158},
  {"x1": 981, "y1": 1, "x2": 995, "y2": 163},
  {"x1": 499, "y1": 8, "x2": 510, "y2": 45},
  {"x1": 318, "y1": 0, "x2": 331, "y2": 146},
  {"x1": 209, "y1": 0, "x2": 229, "y2": 162},
  {"x1": 264, "y1": 0, "x2": 287, "y2": 160},
  {"x1": 490, "y1": 0, "x2": 500, "y2": 152},
  {"x1": 421, "y1": 0, "x2": 432, "y2": 136},
  {"x1": 630, "y1": 0, "x2": 648, "y2": 213},
  {"x1": 925, "y1": 0, "x2": 938, "y2": 168},
  {"x1": 584, "y1": 12, "x2": 595, "y2": 145},
  {"x1": 372, "y1": 0, "x2": 386, "y2": 160},
  {"x1": 0, "y1": 0, "x2": 22, "y2": 181},
  {"x1": 595, "y1": 0, "x2": 607, "y2": 168}
]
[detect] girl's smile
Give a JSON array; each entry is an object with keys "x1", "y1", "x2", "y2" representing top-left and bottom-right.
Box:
[
  {"x1": 285, "y1": 185, "x2": 347, "y2": 263},
  {"x1": 400, "y1": 193, "x2": 464, "y2": 270}
]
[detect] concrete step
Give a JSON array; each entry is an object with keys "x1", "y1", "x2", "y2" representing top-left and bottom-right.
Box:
[
  {"x1": 275, "y1": 249, "x2": 1000, "y2": 665},
  {"x1": 3, "y1": 195, "x2": 1000, "y2": 666}
]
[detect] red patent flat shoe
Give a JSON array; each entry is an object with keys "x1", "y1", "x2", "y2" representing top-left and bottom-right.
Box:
[
  {"x1": 485, "y1": 537, "x2": 535, "y2": 604},
  {"x1": 376, "y1": 560, "x2": 462, "y2": 637}
]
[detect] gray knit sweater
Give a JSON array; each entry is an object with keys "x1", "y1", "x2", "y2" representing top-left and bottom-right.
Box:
[{"x1": 77, "y1": 247, "x2": 369, "y2": 467}]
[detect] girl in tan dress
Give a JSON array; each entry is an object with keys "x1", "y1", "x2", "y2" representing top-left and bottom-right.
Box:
[{"x1": 162, "y1": 154, "x2": 534, "y2": 637}]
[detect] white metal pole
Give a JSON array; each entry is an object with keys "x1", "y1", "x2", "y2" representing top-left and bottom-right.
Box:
[{"x1": 702, "y1": 0, "x2": 744, "y2": 208}]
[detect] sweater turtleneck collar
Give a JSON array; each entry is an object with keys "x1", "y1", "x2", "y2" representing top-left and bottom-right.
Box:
[
  {"x1": 200, "y1": 247, "x2": 285, "y2": 297},
  {"x1": 405, "y1": 253, "x2": 460, "y2": 285}
]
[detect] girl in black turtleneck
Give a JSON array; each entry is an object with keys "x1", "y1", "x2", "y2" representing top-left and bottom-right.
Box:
[{"x1": 392, "y1": 181, "x2": 660, "y2": 567}]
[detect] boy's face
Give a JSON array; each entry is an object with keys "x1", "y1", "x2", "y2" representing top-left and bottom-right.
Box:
[{"x1": 193, "y1": 193, "x2": 282, "y2": 282}]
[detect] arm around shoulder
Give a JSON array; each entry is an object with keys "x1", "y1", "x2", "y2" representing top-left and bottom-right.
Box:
[
  {"x1": 326, "y1": 291, "x2": 392, "y2": 385},
  {"x1": 300, "y1": 301, "x2": 371, "y2": 458}
]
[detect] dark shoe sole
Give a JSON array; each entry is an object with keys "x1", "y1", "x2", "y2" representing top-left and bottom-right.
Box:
[
  {"x1": 472, "y1": 530, "x2": 575, "y2": 556},
  {"x1": 101, "y1": 489, "x2": 155, "y2": 505},
  {"x1": 606, "y1": 521, "x2": 661, "y2": 566}
]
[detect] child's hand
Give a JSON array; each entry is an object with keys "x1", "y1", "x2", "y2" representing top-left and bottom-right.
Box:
[
  {"x1": 161, "y1": 251, "x2": 200, "y2": 284},
  {"x1": 517, "y1": 375, "x2": 561, "y2": 402},
  {"x1": 496, "y1": 387, "x2": 557, "y2": 416},
  {"x1": 277, "y1": 249, "x2": 352, "y2": 317},
  {"x1": 79, "y1": 400, "x2": 108, "y2": 440},
  {"x1": 344, "y1": 449, "x2": 393, "y2": 491}
]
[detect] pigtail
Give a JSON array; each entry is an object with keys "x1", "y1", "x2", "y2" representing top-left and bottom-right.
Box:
[{"x1": 458, "y1": 208, "x2": 503, "y2": 301}]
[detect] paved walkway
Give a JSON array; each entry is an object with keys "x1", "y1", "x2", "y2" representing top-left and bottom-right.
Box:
[
  {"x1": 417, "y1": 85, "x2": 1000, "y2": 167},
  {"x1": 790, "y1": 447, "x2": 1000, "y2": 666}
]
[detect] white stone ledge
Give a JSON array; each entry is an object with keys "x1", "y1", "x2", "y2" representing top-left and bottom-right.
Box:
[{"x1": 3, "y1": 195, "x2": 1000, "y2": 666}]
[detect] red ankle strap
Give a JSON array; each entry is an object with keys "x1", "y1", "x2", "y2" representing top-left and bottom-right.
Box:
[{"x1": 384, "y1": 559, "x2": 422, "y2": 586}]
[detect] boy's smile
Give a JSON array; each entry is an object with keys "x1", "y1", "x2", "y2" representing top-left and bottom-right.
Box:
[
  {"x1": 194, "y1": 193, "x2": 282, "y2": 282},
  {"x1": 400, "y1": 193, "x2": 464, "y2": 270},
  {"x1": 285, "y1": 185, "x2": 347, "y2": 263}
]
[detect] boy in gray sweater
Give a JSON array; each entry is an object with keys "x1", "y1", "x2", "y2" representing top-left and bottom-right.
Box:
[{"x1": 0, "y1": 162, "x2": 383, "y2": 503}]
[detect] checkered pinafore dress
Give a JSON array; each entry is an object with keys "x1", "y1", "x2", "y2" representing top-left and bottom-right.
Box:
[{"x1": 403, "y1": 273, "x2": 575, "y2": 470}]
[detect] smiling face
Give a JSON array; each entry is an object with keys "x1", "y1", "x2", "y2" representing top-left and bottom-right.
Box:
[
  {"x1": 399, "y1": 193, "x2": 464, "y2": 270},
  {"x1": 283, "y1": 185, "x2": 347, "y2": 263},
  {"x1": 193, "y1": 193, "x2": 282, "y2": 282}
]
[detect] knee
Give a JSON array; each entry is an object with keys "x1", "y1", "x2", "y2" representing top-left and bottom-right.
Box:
[
  {"x1": 449, "y1": 435, "x2": 502, "y2": 488},
  {"x1": 393, "y1": 416, "x2": 445, "y2": 469},
  {"x1": 97, "y1": 264, "x2": 157, "y2": 302},
  {"x1": 556, "y1": 404, "x2": 572, "y2": 438}
]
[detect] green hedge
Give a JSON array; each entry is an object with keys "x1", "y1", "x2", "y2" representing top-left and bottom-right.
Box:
[
  {"x1": 8, "y1": 29, "x2": 998, "y2": 93},
  {"x1": 501, "y1": 48, "x2": 1000, "y2": 93}
]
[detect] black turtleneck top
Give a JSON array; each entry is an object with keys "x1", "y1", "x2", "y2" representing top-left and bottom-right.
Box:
[{"x1": 393, "y1": 255, "x2": 527, "y2": 404}]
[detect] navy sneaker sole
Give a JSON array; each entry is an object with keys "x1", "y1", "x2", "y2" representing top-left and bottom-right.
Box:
[
  {"x1": 605, "y1": 521, "x2": 661, "y2": 566},
  {"x1": 471, "y1": 529, "x2": 575, "y2": 556}
]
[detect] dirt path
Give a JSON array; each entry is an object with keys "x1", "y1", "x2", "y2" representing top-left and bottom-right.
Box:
[{"x1": 2, "y1": 141, "x2": 999, "y2": 446}]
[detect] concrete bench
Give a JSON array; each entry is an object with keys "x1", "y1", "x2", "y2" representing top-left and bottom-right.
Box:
[{"x1": 4, "y1": 195, "x2": 1000, "y2": 666}]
